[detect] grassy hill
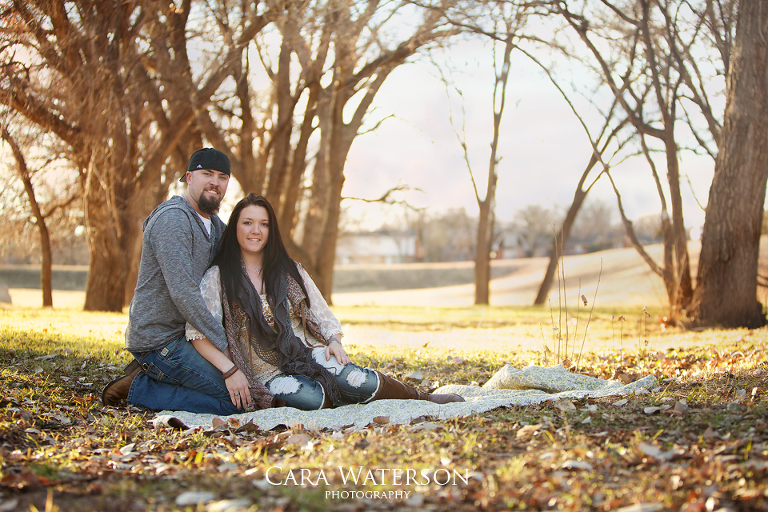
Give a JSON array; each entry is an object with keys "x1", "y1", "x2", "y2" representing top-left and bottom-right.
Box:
[{"x1": 7, "y1": 239, "x2": 767, "y2": 311}]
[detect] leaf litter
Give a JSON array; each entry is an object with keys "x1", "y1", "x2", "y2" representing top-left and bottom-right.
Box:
[{"x1": 0, "y1": 314, "x2": 767, "y2": 511}]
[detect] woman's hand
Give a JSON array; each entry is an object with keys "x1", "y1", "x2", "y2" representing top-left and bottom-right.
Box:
[
  {"x1": 325, "y1": 339, "x2": 350, "y2": 365},
  {"x1": 225, "y1": 370, "x2": 252, "y2": 409}
]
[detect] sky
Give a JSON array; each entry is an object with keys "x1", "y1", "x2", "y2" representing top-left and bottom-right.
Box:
[{"x1": 340, "y1": 36, "x2": 715, "y2": 236}]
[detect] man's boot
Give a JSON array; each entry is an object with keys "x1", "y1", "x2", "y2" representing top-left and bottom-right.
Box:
[
  {"x1": 102, "y1": 360, "x2": 141, "y2": 406},
  {"x1": 372, "y1": 371, "x2": 464, "y2": 404}
]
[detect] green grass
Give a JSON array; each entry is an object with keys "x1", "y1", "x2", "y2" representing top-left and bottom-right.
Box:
[{"x1": 0, "y1": 305, "x2": 767, "y2": 511}]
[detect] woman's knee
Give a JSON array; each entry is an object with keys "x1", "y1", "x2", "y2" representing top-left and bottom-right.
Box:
[
  {"x1": 337, "y1": 365, "x2": 378, "y2": 402},
  {"x1": 311, "y1": 347, "x2": 345, "y2": 375},
  {"x1": 268, "y1": 375, "x2": 325, "y2": 410}
]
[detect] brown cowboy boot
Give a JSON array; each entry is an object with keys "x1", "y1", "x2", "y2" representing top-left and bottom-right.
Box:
[
  {"x1": 372, "y1": 371, "x2": 464, "y2": 404},
  {"x1": 101, "y1": 359, "x2": 141, "y2": 406}
]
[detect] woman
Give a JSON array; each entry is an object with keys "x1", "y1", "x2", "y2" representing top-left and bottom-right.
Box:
[{"x1": 186, "y1": 194, "x2": 464, "y2": 411}]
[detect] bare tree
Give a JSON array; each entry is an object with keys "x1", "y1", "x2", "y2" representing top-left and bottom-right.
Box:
[
  {"x1": 690, "y1": 0, "x2": 768, "y2": 328},
  {"x1": 439, "y1": 23, "x2": 516, "y2": 303},
  {"x1": 196, "y1": 1, "x2": 459, "y2": 300},
  {"x1": 0, "y1": 0, "x2": 275, "y2": 311},
  {"x1": 0, "y1": 122, "x2": 78, "y2": 307},
  {"x1": 551, "y1": 0, "x2": 732, "y2": 318},
  {"x1": 426, "y1": 1, "x2": 538, "y2": 304}
]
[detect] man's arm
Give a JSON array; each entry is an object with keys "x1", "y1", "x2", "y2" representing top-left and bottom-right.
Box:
[{"x1": 149, "y1": 208, "x2": 228, "y2": 350}]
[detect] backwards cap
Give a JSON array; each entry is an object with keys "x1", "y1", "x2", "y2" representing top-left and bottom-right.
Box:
[{"x1": 180, "y1": 148, "x2": 230, "y2": 182}]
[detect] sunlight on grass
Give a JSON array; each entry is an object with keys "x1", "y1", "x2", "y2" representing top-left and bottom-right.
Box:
[{"x1": 0, "y1": 304, "x2": 767, "y2": 511}]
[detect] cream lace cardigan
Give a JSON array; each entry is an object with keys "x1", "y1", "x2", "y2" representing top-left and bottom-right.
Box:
[{"x1": 185, "y1": 265, "x2": 344, "y2": 384}]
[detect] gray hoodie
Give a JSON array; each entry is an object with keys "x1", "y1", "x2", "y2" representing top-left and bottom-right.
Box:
[{"x1": 125, "y1": 195, "x2": 228, "y2": 352}]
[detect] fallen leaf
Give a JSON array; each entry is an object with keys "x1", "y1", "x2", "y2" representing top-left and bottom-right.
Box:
[
  {"x1": 207, "y1": 500, "x2": 253, "y2": 512},
  {"x1": 119, "y1": 443, "x2": 135, "y2": 455},
  {"x1": 673, "y1": 400, "x2": 689, "y2": 415},
  {"x1": 554, "y1": 400, "x2": 577, "y2": 412},
  {"x1": 561, "y1": 460, "x2": 594, "y2": 471},
  {"x1": 235, "y1": 420, "x2": 262, "y2": 434},
  {"x1": 638, "y1": 443, "x2": 684, "y2": 462},
  {"x1": 175, "y1": 491, "x2": 215, "y2": 506},
  {"x1": 372, "y1": 416, "x2": 390, "y2": 425},
  {"x1": 516, "y1": 424, "x2": 541, "y2": 441},
  {"x1": 409, "y1": 422, "x2": 443, "y2": 432},
  {"x1": 616, "y1": 504, "x2": 663, "y2": 512},
  {"x1": 284, "y1": 433, "x2": 311, "y2": 446}
]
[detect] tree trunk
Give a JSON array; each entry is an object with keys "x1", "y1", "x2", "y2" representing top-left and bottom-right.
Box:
[
  {"x1": 691, "y1": 0, "x2": 768, "y2": 328},
  {"x1": 534, "y1": 153, "x2": 600, "y2": 306},
  {"x1": 310, "y1": 85, "x2": 351, "y2": 302},
  {"x1": 38, "y1": 224, "x2": 53, "y2": 308},
  {"x1": 82, "y1": 154, "x2": 134, "y2": 312},
  {"x1": 475, "y1": 199, "x2": 493, "y2": 304},
  {"x1": 2, "y1": 127, "x2": 54, "y2": 307},
  {"x1": 663, "y1": 135, "x2": 694, "y2": 311}
]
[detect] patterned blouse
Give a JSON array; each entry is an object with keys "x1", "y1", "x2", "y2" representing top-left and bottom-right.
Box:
[{"x1": 186, "y1": 265, "x2": 343, "y2": 383}]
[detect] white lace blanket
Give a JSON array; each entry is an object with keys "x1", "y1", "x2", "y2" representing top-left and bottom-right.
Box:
[{"x1": 152, "y1": 364, "x2": 658, "y2": 431}]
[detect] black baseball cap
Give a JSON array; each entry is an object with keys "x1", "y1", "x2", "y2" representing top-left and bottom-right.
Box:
[{"x1": 180, "y1": 148, "x2": 231, "y2": 182}]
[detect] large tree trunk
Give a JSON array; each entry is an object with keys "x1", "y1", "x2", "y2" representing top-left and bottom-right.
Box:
[
  {"x1": 307, "y1": 84, "x2": 351, "y2": 301},
  {"x1": 82, "y1": 154, "x2": 134, "y2": 312},
  {"x1": 691, "y1": 0, "x2": 768, "y2": 328}
]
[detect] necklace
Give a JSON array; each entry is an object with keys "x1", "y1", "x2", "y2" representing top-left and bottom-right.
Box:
[{"x1": 245, "y1": 266, "x2": 262, "y2": 274}]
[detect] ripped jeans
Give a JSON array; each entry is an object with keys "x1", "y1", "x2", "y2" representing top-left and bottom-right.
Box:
[{"x1": 266, "y1": 347, "x2": 379, "y2": 410}]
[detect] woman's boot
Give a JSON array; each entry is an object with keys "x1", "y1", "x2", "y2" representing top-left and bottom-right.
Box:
[{"x1": 372, "y1": 371, "x2": 464, "y2": 404}]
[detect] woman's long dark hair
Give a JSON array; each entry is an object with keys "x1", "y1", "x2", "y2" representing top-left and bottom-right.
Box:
[
  {"x1": 213, "y1": 194, "x2": 342, "y2": 406},
  {"x1": 213, "y1": 193, "x2": 309, "y2": 310}
]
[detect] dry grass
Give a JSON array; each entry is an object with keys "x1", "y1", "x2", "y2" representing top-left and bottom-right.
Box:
[{"x1": 0, "y1": 305, "x2": 767, "y2": 511}]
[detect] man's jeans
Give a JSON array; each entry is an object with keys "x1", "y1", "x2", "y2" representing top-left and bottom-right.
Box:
[{"x1": 127, "y1": 335, "x2": 241, "y2": 415}]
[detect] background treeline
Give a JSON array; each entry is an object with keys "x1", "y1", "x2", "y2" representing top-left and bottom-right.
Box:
[{"x1": 1, "y1": 0, "x2": 767, "y2": 328}]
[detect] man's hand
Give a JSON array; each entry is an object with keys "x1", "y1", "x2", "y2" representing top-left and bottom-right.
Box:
[{"x1": 325, "y1": 339, "x2": 350, "y2": 365}]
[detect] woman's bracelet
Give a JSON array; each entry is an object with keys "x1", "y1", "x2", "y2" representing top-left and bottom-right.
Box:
[{"x1": 222, "y1": 365, "x2": 238, "y2": 379}]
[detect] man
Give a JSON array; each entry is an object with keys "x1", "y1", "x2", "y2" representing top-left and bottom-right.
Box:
[{"x1": 102, "y1": 148, "x2": 246, "y2": 414}]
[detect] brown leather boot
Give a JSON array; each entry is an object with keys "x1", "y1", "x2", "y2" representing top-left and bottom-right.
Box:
[
  {"x1": 372, "y1": 371, "x2": 464, "y2": 404},
  {"x1": 101, "y1": 359, "x2": 141, "y2": 406}
]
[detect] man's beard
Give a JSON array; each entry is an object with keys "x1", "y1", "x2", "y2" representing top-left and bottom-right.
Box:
[{"x1": 197, "y1": 189, "x2": 222, "y2": 214}]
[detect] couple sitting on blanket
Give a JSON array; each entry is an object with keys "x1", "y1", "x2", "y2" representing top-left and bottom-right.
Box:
[{"x1": 102, "y1": 148, "x2": 463, "y2": 414}]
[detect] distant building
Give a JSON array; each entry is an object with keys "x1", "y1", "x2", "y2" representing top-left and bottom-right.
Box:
[{"x1": 336, "y1": 230, "x2": 422, "y2": 264}]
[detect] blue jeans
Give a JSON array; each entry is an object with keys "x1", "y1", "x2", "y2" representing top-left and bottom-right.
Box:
[
  {"x1": 265, "y1": 348, "x2": 380, "y2": 410},
  {"x1": 127, "y1": 335, "x2": 241, "y2": 415}
]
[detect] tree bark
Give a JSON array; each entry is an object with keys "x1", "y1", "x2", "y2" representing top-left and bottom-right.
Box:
[
  {"x1": 474, "y1": 31, "x2": 510, "y2": 305},
  {"x1": 1, "y1": 127, "x2": 53, "y2": 307},
  {"x1": 534, "y1": 153, "x2": 598, "y2": 305},
  {"x1": 691, "y1": 0, "x2": 768, "y2": 328},
  {"x1": 475, "y1": 200, "x2": 493, "y2": 304},
  {"x1": 82, "y1": 150, "x2": 134, "y2": 312}
]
